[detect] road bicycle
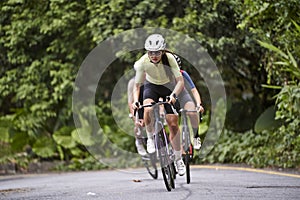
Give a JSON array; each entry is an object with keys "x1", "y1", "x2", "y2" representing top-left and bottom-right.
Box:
[
  {"x1": 137, "y1": 100, "x2": 177, "y2": 192},
  {"x1": 133, "y1": 112, "x2": 158, "y2": 179},
  {"x1": 179, "y1": 108, "x2": 202, "y2": 184}
]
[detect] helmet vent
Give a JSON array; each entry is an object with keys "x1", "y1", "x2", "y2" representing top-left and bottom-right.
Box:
[{"x1": 144, "y1": 34, "x2": 165, "y2": 51}]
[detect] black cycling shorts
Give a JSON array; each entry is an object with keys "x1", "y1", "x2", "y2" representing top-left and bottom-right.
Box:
[{"x1": 143, "y1": 81, "x2": 176, "y2": 114}]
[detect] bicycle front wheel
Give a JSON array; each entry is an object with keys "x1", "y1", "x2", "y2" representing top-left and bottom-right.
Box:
[
  {"x1": 184, "y1": 153, "x2": 191, "y2": 184},
  {"x1": 142, "y1": 153, "x2": 158, "y2": 179},
  {"x1": 157, "y1": 131, "x2": 175, "y2": 191},
  {"x1": 182, "y1": 128, "x2": 193, "y2": 184}
]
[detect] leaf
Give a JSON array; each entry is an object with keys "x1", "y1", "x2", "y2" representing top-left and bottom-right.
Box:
[
  {"x1": 254, "y1": 106, "x2": 282, "y2": 133},
  {"x1": 261, "y1": 84, "x2": 282, "y2": 90},
  {"x1": 53, "y1": 126, "x2": 77, "y2": 149},
  {"x1": 287, "y1": 50, "x2": 298, "y2": 69},
  {"x1": 71, "y1": 128, "x2": 94, "y2": 146},
  {"x1": 257, "y1": 40, "x2": 288, "y2": 59},
  {"x1": 199, "y1": 124, "x2": 208, "y2": 135},
  {"x1": 0, "y1": 128, "x2": 10, "y2": 143},
  {"x1": 11, "y1": 132, "x2": 29, "y2": 152},
  {"x1": 273, "y1": 61, "x2": 289, "y2": 66},
  {"x1": 32, "y1": 136, "x2": 57, "y2": 158},
  {"x1": 292, "y1": 20, "x2": 300, "y2": 33},
  {"x1": 70, "y1": 148, "x2": 83, "y2": 157}
]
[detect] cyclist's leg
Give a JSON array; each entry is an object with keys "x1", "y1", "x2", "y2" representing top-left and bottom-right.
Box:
[
  {"x1": 134, "y1": 110, "x2": 147, "y2": 156},
  {"x1": 184, "y1": 101, "x2": 199, "y2": 136},
  {"x1": 164, "y1": 107, "x2": 186, "y2": 176},
  {"x1": 143, "y1": 82, "x2": 158, "y2": 135},
  {"x1": 179, "y1": 90, "x2": 199, "y2": 137},
  {"x1": 180, "y1": 92, "x2": 201, "y2": 149},
  {"x1": 143, "y1": 98, "x2": 155, "y2": 134},
  {"x1": 143, "y1": 98, "x2": 156, "y2": 153},
  {"x1": 184, "y1": 101, "x2": 201, "y2": 150},
  {"x1": 151, "y1": 82, "x2": 184, "y2": 171},
  {"x1": 143, "y1": 83, "x2": 159, "y2": 153},
  {"x1": 165, "y1": 114, "x2": 180, "y2": 152},
  {"x1": 159, "y1": 85, "x2": 181, "y2": 156}
]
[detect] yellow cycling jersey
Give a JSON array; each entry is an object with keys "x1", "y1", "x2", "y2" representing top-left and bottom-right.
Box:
[{"x1": 134, "y1": 52, "x2": 182, "y2": 85}]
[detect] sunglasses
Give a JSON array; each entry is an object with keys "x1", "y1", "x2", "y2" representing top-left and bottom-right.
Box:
[{"x1": 148, "y1": 51, "x2": 162, "y2": 56}]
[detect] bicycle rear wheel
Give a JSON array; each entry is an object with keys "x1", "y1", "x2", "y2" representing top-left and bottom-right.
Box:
[{"x1": 142, "y1": 153, "x2": 158, "y2": 179}]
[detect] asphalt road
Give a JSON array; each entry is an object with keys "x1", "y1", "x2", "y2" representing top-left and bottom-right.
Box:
[{"x1": 0, "y1": 165, "x2": 299, "y2": 200}]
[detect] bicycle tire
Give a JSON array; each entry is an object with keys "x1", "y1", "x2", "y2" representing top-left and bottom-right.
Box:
[
  {"x1": 157, "y1": 130, "x2": 175, "y2": 191},
  {"x1": 142, "y1": 153, "x2": 158, "y2": 179},
  {"x1": 140, "y1": 137, "x2": 158, "y2": 179},
  {"x1": 171, "y1": 161, "x2": 177, "y2": 180},
  {"x1": 159, "y1": 154, "x2": 174, "y2": 191},
  {"x1": 168, "y1": 151, "x2": 176, "y2": 189},
  {"x1": 184, "y1": 153, "x2": 191, "y2": 184},
  {"x1": 182, "y1": 124, "x2": 193, "y2": 184}
]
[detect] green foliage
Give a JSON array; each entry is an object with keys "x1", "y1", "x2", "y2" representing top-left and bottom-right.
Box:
[
  {"x1": 258, "y1": 40, "x2": 300, "y2": 83},
  {"x1": 0, "y1": 0, "x2": 93, "y2": 170},
  {"x1": 0, "y1": 0, "x2": 299, "y2": 172},
  {"x1": 255, "y1": 20, "x2": 299, "y2": 169},
  {"x1": 202, "y1": 129, "x2": 300, "y2": 168},
  {"x1": 53, "y1": 127, "x2": 77, "y2": 149},
  {"x1": 276, "y1": 84, "x2": 300, "y2": 122},
  {"x1": 254, "y1": 106, "x2": 281, "y2": 133},
  {"x1": 32, "y1": 136, "x2": 56, "y2": 158},
  {"x1": 54, "y1": 155, "x2": 107, "y2": 172}
]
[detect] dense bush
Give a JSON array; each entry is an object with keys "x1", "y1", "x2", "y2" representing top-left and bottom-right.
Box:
[
  {"x1": 201, "y1": 127, "x2": 300, "y2": 168},
  {"x1": 0, "y1": 0, "x2": 299, "y2": 172}
]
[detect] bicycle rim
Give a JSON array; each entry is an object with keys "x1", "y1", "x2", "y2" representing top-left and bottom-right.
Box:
[
  {"x1": 143, "y1": 154, "x2": 158, "y2": 179},
  {"x1": 157, "y1": 134, "x2": 174, "y2": 191},
  {"x1": 161, "y1": 165, "x2": 174, "y2": 191}
]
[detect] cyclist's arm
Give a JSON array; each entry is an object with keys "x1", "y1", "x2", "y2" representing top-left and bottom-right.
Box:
[
  {"x1": 133, "y1": 61, "x2": 144, "y2": 107},
  {"x1": 170, "y1": 75, "x2": 184, "y2": 103},
  {"x1": 182, "y1": 70, "x2": 195, "y2": 90},
  {"x1": 182, "y1": 70, "x2": 204, "y2": 111},
  {"x1": 127, "y1": 78, "x2": 135, "y2": 117},
  {"x1": 133, "y1": 82, "x2": 141, "y2": 107},
  {"x1": 182, "y1": 71, "x2": 201, "y2": 105},
  {"x1": 191, "y1": 88, "x2": 202, "y2": 107}
]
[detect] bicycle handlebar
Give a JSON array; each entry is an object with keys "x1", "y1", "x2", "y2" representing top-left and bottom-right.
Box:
[
  {"x1": 135, "y1": 100, "x2": 172, "y2": 111},
  {"x1": 179, "y1": 109, "x2": 197, "y2": 113},
  {"x1": 133, "y1": 100, "x2": 172, "y2": 119},
  {"x1": 179, "y1": 108, "x2": 203, "y2": 122},
  {"x1": 134, "y1": 101, "x2": 203, "y2": 122}
]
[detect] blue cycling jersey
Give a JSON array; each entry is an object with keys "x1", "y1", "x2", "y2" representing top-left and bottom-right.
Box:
[{"x1": 181, "y1": 70, "x2": 195, "y2": 91}]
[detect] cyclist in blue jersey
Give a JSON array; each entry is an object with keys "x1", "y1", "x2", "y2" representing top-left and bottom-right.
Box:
[
  {"x1": 171, "y1": 54, "x2": 204, "y2": 150},
  {"x1": 179, "y1": 69, "x2": 204, "y2": 150}
]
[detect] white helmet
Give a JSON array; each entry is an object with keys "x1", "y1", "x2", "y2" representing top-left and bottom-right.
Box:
[{"x1": 144, "y1": 34, "x2": 166, "y2": 51}]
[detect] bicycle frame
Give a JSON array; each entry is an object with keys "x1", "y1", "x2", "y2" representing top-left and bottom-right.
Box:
[
  {"x1": 141, "y1": 100, "x2": 176, "y2": 191},
  {"x1": 179, "y1": 108, "x2": 199, "y2": 184},
  {"x1": 180, "y1": 109, "x2": 193, "y2": 154}
]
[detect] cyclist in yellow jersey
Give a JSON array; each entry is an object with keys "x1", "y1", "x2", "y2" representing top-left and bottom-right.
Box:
[
  {"x1": 132, "y1": 34, "x2": 186, "y2": 176},
  {"x1": 134, "y1": 53, "x2": 181, "y2": 85}
]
